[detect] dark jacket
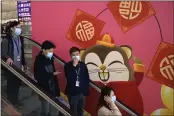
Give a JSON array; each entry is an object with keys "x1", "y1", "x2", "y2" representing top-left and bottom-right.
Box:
[
  {"x1": 64, "y1": 61, "x2": 90, "y2": 96},
  {"x1": 34, "y1": 52, "x2": 60, "y2": 97},
  {"x1": 1, "y1": 34, "x2": 26, "y2": 65}
]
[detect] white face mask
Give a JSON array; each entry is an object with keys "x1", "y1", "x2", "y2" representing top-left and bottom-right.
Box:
[
  {"x1": 111, "y1": 96, "x2": 116, "y2": 102},
  {"x1": 47, "y1": 52, "x2": 53, "y2": 59},
  {"x1": 72, "y1": 55, "x2": 80, "y2": 61},
  {"x1": 15, "y1": 28, "x2": 22, "y2": 36}
]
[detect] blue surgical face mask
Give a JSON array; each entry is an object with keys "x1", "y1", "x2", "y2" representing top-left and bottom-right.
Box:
[
  {"x1": 15, "y1": 28, "x2": 22, "y2": 36},
  {"x1": 76, "y1": 55, "x2": 80, "y2": 61},
  {"x1": 47, "y1": 52, "x2": 53, "y2": 59},
  {"x1": 111, "y1": 96, "x2": 116, "y2": 102},
  {"x1": 72, "y1": 55, "x2": 80, "y2": 61}
]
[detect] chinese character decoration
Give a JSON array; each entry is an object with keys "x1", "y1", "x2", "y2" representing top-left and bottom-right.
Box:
[
  {"x1": 66, "y1": 9, "x2": 105, "y2": 48},
  {"x1": 146, "y1": 42, "x2": 174, "y2": 88},
  {"x1": 107, "y1": 1, "x2": 155, "y2": 32}
]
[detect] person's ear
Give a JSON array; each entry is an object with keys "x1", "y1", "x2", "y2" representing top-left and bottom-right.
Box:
[
  {"x1": 120, "y1": 45, "x2": 132, "y2": 59},
  {"x1": 43, "y1": 49, "x2": 47, "y2": 54}
]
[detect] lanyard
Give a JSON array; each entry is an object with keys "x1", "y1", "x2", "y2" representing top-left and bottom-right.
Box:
[
  {"x1": 76, "y1": 67, "x2": 80, "y2": 80},
  {"x1": 13, "y1": 38, "x2": 20, "y2": 55}
]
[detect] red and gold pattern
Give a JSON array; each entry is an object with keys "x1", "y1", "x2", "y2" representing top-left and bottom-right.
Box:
[
  {"x1": 146, "y1": 42, "x2": 174, "y2": 88},
  {"x1": 66, "y1": 9, "x2": 105, "y2": 48},
  {"x1": 107, "y1": 1, "x2": 155, "y2": 32}
]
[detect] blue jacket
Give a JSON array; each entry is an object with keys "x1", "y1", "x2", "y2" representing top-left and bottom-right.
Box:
[{"x1": 64, "y1": 61, "x2": 90, "y2": 96}]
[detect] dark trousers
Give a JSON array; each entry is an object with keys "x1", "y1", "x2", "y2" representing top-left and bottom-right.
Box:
[
  {"x1": 6, "y1": 71, "x2": 21, "y2": 105},
  {"x1": 68, "y1": 93, "x2": 85, "y2": 116},
  {"x1": 39, "y1": 97, "x2": 59, "y2": 116}
]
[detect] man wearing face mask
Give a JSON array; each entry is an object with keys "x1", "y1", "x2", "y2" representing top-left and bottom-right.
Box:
[
  {"x1": 1, "y1": 21, "x2": 26, "y2": 107},
  {"x1": 34, "y1": 40, "x2": 61, "y2": 116},
  {"x1": 64, "y1": 46, "x2": 90, "y2": 116}
]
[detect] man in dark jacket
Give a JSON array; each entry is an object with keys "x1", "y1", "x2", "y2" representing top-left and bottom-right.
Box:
[
  {"x1": 34, "y1": 40, "x2": 60, "y2": 116},
  {"x1": 64, "y1": 47, "x2": 90, "y2": 116},
  {"x1": 1, "y1": 21, "x2": 26, "y2": 107}
]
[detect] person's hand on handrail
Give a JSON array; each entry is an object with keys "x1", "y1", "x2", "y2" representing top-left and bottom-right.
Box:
[{"x1": 6, "y1": 58, "x2": 13, "y2": 65}]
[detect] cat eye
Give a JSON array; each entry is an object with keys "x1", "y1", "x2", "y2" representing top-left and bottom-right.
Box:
[
  {"x1": 86, "y1": 62, "x2": 98, "y2": 67},
  {"x1": 108, "y1": 60, "x2": 123, "y2": 66}
]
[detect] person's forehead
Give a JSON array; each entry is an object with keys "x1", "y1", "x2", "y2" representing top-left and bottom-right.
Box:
[
  {"x1": 72, "y1": 51, "x2": 80, "y2": 55},
  {"x1": 46, "y1": 48, "x2": 54, "y2": 51}
]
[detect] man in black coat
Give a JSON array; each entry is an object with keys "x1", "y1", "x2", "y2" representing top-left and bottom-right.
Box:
[
  {"x1": 34, "y1": 40, "x2": 60, "y2": 116},
  {"x1": 1, "y1": 21, "x2": 26, "y2": 107},
  {"x1": 64, "y1": 46, "x2": 90, "y2": 116}
]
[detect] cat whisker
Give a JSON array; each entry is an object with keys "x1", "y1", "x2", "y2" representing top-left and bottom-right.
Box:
[
  {"x1": 89, "y1": 72, "x2": 98, "y2": 74},
  {"x1": 88, "y1": 69, "x2": 100, "y2": 71},
  {"x1": 92, "y1": 69, "x2": 100, "y2": 70},
  {"x1": 107, "y1": 70, "x2": 128, "y2": 72},
  {"x1": 107, "y1": 68, "x2": 127, "y2": 70},
  {"x1": 88, "y1": 69, "x2": 100, "y2": 73},
  {"x1": 107, "y1": 68, "x2": 128, "y2": 70},
  {"x1": 108, "y1": 70, "x2": 127, "y2": 71}
]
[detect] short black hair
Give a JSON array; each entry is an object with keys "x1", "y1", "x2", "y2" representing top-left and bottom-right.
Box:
[
  {"x1": 10, "y1": 21, "x2": 20, "y2": 28},
  {"x1": 41, "y1": 40, "x2": 56, "y2": 50},
  {"x1": 69, "y1": 46, "x2": 80, "y2": 55}
]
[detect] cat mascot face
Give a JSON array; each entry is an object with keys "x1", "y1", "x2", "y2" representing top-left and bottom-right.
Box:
[{"x1": 81, "y1": 34, "x2": 145, "y2": 116}]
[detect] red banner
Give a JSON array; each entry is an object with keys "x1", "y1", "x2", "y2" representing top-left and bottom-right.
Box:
[
  {"x1": 66, "y1": 9, "x2": 105, "y2": 48},
  {"x1": 146, "y1": 42, "x2": 174, "y2": 88},
  {"x1": 107, "y1": 1, "x2": 155, "y2": 32}
]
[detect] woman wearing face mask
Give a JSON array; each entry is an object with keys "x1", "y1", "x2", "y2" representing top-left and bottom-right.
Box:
[
  {"x1": 34, "y1": 40, "x2": 61, "y2": 116},
  {"x1": 1, "y1": 21, "x2": 26, "y2": 107},
  {"x1": 97, "y1": 87, "x2": 122, "y2": 116}
]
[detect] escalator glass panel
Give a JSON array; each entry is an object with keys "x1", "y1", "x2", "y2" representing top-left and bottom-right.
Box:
[{"x1": 1, "y1": 58, "x2": 71, "y2": 116}]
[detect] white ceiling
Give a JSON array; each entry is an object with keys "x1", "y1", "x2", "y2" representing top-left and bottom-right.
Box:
[{"x1": 1, "y1": 1, "x2": 18, "y2": 20}]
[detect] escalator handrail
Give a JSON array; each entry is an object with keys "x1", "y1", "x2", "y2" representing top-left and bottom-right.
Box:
[
  {"x1": 23, "y1": 36, "x2": 139, "y2": 116},
  {"x1": 23, "y1": 36, "x2": 101, "y2": 91},
  {"x1": 1, "y1": 58, "x2": 71, "y2": 116}
]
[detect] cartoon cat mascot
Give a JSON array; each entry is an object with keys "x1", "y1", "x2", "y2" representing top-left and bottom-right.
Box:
[{"x1": 80, "y1": 34, "x2": 145, "y2": 116}]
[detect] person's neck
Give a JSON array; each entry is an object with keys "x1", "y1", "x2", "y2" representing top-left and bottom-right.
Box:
[
  {"x1": 73, "y1": 61, "x2": 80, "y2": 67},
  {"x1": 11, "y1": 31, "x2": 19, "y2": 38},
  {"x1": 42, "y1": 51, "x2": 47, "y2": 57}
]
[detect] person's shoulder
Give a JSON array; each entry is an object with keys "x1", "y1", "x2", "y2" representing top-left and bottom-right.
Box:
[
  {"x1": 35, "y1": 52, "x2": 44, "y2": 61},
  {"x1": 98, "y1": 106, "x2": 108, "y2": 111},
  {"x1": 80, "y1": 61, "x2": 86, "y2": 66},
  {"x1": 98, "y1": 106, "x2": 111, "y2": 115},
  {"x1": 65, "y1": 61, "x2": 72, "y2": 66}
]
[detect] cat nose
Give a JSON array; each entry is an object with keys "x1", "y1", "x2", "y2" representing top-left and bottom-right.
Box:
[{"x1": 100, "y1": 65, "x2": 106, "y2": 71}]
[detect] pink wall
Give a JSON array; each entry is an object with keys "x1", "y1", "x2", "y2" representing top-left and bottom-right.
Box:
[{"x1": 31, "y1": 2, "x2": 173, "y2": 115}]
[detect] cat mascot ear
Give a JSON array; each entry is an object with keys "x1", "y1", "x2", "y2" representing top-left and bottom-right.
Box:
[{"x1": 120, "y1": 45, "x2": 132, "y2": 59}]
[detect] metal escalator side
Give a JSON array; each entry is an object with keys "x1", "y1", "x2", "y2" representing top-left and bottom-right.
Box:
[
  {"x1": 1, "y1": 97, "x2": 21, "y2": 116},
  {"x1": 1, "y1": 73, "x2": 21, "y2": 116},
  {"x1": 23, "y1": 36, "x2": 139, "y2": 116},
  {"x1": 1, "y1": 58, "x2": 71, "y2": 116}
]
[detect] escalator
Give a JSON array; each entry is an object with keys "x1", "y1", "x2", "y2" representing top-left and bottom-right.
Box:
[
  {"x1": 1, "y1": 36, "x2": 139, "y2": 116},
  {"x1": 1, "y1": 57, "x2": 71, "y2": 116}
]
